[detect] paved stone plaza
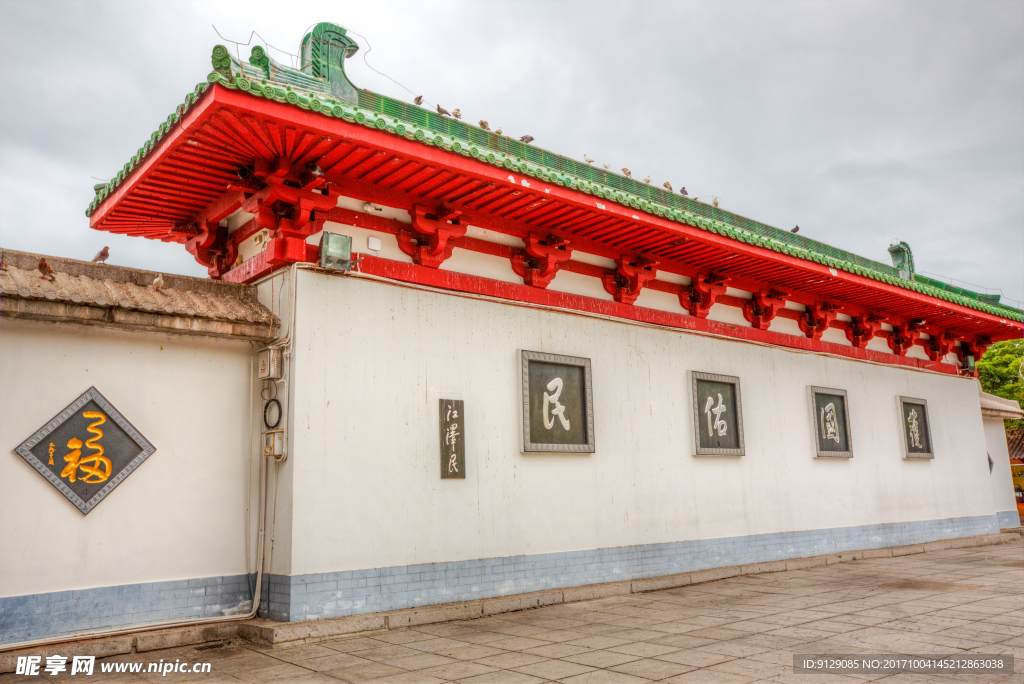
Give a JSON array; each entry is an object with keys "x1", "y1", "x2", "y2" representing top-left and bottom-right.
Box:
[{"x1": 4, "y1": 538, "x2": 1021, "y2": 684}]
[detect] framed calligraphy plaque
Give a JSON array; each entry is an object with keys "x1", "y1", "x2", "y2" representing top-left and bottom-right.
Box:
[
  {"x1": 808, "y1": 386, "x2": 853, "y2": 458},
  {"x1": 439, "y1": 399, "x2": 466, "y2": 479},
  {"x1": 690, "y1": 371, "x2": 744, "y2": 456},
  {"x1": 521, "y1": 350, "x2": 595, "y2": 453},
  {"x1": 898, "y1": 396, "x2": 933, "y2": 459},
  {"x1": 13, "y1": 387, "x2": 156, "y2": 515}
]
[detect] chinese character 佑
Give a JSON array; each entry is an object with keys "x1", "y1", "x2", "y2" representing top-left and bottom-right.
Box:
[{"x1": 704, "y1": 394, "x2": 727, "y2": 437}]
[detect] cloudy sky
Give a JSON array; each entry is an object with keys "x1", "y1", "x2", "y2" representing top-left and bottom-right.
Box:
[{"x1": 2, "y1": 0, "x2": 1021, "y2": 305}]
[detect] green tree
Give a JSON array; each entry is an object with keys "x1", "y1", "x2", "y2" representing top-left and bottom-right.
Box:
[{"x1": 977, "y1": 338, "x2": 1024, "y2": 429}]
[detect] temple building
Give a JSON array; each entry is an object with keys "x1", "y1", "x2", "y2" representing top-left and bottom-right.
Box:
[{"x1": 2, "y1": 22, "x2": 1022, "y2": 650}]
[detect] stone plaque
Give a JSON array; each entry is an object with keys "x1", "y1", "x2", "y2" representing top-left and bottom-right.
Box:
[
  {"x1": 899, "y1": 396, "x2": 933, "y2": 459},
  {"x1": 690, "y1": 371, "x2": 744, "y2": 456},
  {"x1": 439, "y1": 399, "x2": 465, "y2": 479},
  {"x1": 521, "y1": 351, "x2": 595, "y2": 453},
  {"x1": 809, "y1": 386, "x2": 853, "y2": 458},
  {"x1": 13, "y1": 387, "x2": 156, "y2": 515}
]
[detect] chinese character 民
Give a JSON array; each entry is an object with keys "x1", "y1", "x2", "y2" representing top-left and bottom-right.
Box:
[
  {"x1": 907, "y1": 408, "x2": 922, "y2": 448},
  {"x1": 704, "y1": 394, "x2": 727, "y2": 437},
  {"x1": 543, "y1": 377, "x2": 571, "y2": 431},
  {"x1": 448, "y1": 452, "x2": 458, "y2": 473},
  {"x1": 60, "y1": 411, "x2": 111, "y2": 484},
  {"x1": 820, "y1": 402, "x2": 840, "y2": 443}
]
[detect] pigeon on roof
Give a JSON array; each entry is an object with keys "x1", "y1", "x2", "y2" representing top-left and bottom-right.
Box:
[
  {"x1": 584, "y1": 154, "x2": 594, "y2": 164},
  {"x1": 37, "y1": 257, "x2": 55, "y2": 281},
  {"x1": 622, "y1": 168, "x2": 632, "y2": 179},
  {"x1": 413, "y1": 95, "x2": 423, "y2": 105},
  {"x1": 602, "y1": 163, "x2": 611, "y2": 170},
  {"x1": 663, "y1": 182, "x2": 673, "y2": 192},
  {"x1": 479, "y1": 120, "x2": 490, "y2": 130},
  {"x1": 519, "y1": 135, "x2": 534, "y2": 144},
  {"x1": 791, "y1": 225, "x2": 800, "y2": 233},
  {"x1": 643, "y1": 175, "x2": 651, "y2": 184},
  {"x1": 436, "y1": 105, "x2": 451, "y2": 117},
  {"x1": 680, "y1": 187, "x2": 688, "y2": 196},
  {"x1": 92, "y1": 246, "x2": 109, "y2": 263},
  {"x1": 452, "y1": 109, "x2": 462, "y2": 120},
  {"x1": 494, "y1": 127, "x2": 502, "y2": 135},
  {"x1": 152, "y1": 274, "x2": 164, "y2": 293}
]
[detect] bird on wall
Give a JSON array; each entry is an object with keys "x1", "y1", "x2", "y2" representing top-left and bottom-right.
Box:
[
  {"x1": 680, "y1": 186, "x2": 688, "y2": 196},
  {"x1": 584, "y1": 154, "x2": 595, "y2": 164},
  {"x1": 92, "y1": 246, "x2": 109, "y2": 263},
  {"x1": 37, "y1": 257, "x2": 55, "y2": 281},
  {"x1": 413, "y1": 95, "x2": 423, "y2": 105},
  {"x1": 494, "y1": 126, "x2": 503, "y2": 135},
  {"x1": 622, "y1": 168, "x2": 632, "y2": 179},
  {"x1": 663, "y1": 181, "x2": 673, "y2": 192},
  {"x1": 436, "y1": 105, "x2": 451, "y2": 117},
  {"x1": 479, "y1": 120, "x2": 490, "y2": 131},
  {"x1": 519, "y1": 135, "x2": 534, "y2": 144},
  {"x1": 452, "y1": 109, "x2": 462, "y2": 120},
  {"x1": 713, "y1": 197, "x2": 719, "y2": 208},
  {"x1": 602, "y1": 162, "x2": 611, "y2": 170},
  {"x1": 791, "y1": 225, "x2": 800, "y2": 233},
  {"x1": 642, "y1": 175, "x2": 651, "y2": 184},
  {"x1": 363, "y1": 202, "x2": 384, "y2": 213},
  {"x1": 152, "y1": 274, "x2": 165, "y2": 293}
]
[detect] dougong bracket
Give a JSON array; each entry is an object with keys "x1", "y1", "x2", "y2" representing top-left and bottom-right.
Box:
[
  {"x1": 397, "y1": 205, "x2": 468, "y2": 268},
  {"x1": 798, "y1": 301, "x2": 841, "y2": 340},
  {"x1": 681, "y1": 273, "x2": 728, "y2": 318},
  {"x1": 845, "y1": 313, "x2": 882, "y2": 348},
  {"x1": 742, "y1": 289, "x2": 787, "y2": 330},
  {"x1": 602, "y1": 256, "x2": 659, "y2": 305},
  {"x1": 511, "y1": 234, "x2": 573, "y2": 288}
]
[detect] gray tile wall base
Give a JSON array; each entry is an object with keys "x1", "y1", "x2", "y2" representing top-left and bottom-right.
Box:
[
  {"x1": 264, "y1": 514, "x2": 1001, "y2": 623},
  {"x1": 0, "y1": 574, "x2": 254, "y2": 646},
  {"x1": 0, "y1": 514, "x2": 1002, "y2": 642},
  {"x1": 997, "y1": 509, "x2": 1021, "y2": 529}
]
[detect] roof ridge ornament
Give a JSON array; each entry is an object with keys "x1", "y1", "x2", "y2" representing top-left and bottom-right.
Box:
[
  {"x1": 300, "y1": 22, "x2": 359, "y2": 105},
  {"x1": 888, "y1": 240, "x2": 915, "y2": 280}
]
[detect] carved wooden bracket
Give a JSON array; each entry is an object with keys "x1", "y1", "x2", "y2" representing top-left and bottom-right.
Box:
[
  {"x1": 397, "y1": 205, "x2": 468, "y2": 268},
  {"x1": 602, "y1": 256, "x2": 659, "y2": 305},
  {"x1": 742, "y1": 289, "x2": 787, "y2": 330},
  {"x1": 510, "y1": 234, "x2": 573, "y2": 288},
  {"x1": 680, "y1": 273, "x2": 728, "y2": 318},
  {"x1": 845, "y1": 313, "x2": 882, "y2": 348},
  {"x1": 924, "y1": 332, "x2": 957, "y2": 362},
  {"x1": 798, "y1": 301, "x2": 840, "y2": 340},
  {"x1": 887, "y1": 322, "x2": 922, "y2": 356},
  {"x1": 956, "y1": 336, "x2": 991, "y2": 365}
]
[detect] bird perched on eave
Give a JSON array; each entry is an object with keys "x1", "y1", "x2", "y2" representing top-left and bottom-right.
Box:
[
  {"x1": 519, "y1": 135, "x2": 534, "y2": 144},
  {"x1": 452, "y1": 108, "x2": 462, "y2": 120},
  {"x1": 152, "y1": 274, "x2": 165, "y2": 293},
  {"x1": 363, "y1": 202, "x2": 384, "y2": 213},
  {"x1": 663, "y1": 181, "x2": 673, "y2": 192},
  {"x1": 621, "y1": 168, "x2": 632, "y2": 179},
  {"x1": 479, "y1": 120, "x2": 490, "y2": 131},
  {"x1": 713, "y1": 197, "x2": 719, "y2": 208},
  {"x1": 494, "y1": 126, "x2": 503, "y2": 135},
  {"x1": 413, "y1": 95, "x2": 423, "y2": 105},
  {"x1": 680, "y1": 186, "x2": 688, "y2": 196},
  {"x1": 584, "y1": 154, "x2": 595, "y2": 164},
  {"x1": 437, "y1": 105, "x2": 451, "y2": 117},
  {"x1": 791, "y1": 225, "x2": 800, "y2": 233},
  {"x1": 602, "y1": 162, "x2": 611, "y2": 170},
  {"x1": 642, "y1": 175, "x2": 651, "y2": 184},
  {"x1": 37, "y1": 257, "x2": 55, "y2": 281},
  {"x1": 92, "y1": 246, "x2": 109, "y2": 263}
]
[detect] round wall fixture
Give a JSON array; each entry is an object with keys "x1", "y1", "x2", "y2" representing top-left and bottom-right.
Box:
[{"x1": 263, "y1": 398, "x2": 282, "y2": 430}]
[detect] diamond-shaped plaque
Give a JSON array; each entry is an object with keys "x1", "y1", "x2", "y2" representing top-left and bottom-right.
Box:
[{"x1": 14, "y1": 387, "x2": 156, "y2": 515}]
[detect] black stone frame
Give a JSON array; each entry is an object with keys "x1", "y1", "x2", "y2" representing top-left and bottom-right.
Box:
[
  {"x1": 808, "y1": 386, "x2": 854, "y2": 458},
  {"x1": 13, "y1": 387, "x2": 156, "y2": 515},
  {"x1": 690, "y1": 371, "x2": 745, "y2": 456},
  {"x1": 521, "y1": 350, "x2": 595, "y2": 453},
  {"x1": 898, "y1": 396, "x2": 934, "y2": 460}
]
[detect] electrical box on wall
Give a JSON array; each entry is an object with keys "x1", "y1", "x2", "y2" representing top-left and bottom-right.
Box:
[
  {"x1": 319, "y1": 232, "x2": 353, "y2": 271},
  {"x1": 258, "y1": 349, "x2": 283, "y2": 379},
  {"x1": 263, "y1": 430, "x2": 284, "y2": 458}
]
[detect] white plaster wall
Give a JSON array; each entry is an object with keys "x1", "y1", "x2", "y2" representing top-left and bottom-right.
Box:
[
  {"x1": 287, "y1": 271, "x2": 996, "y2": 576},
  {"x1": 0, "y1": 320, "x2": 255, "y2": 597},
  {"x1": 983, "y1": 416, "x2": 1018, "y2": 516}
]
